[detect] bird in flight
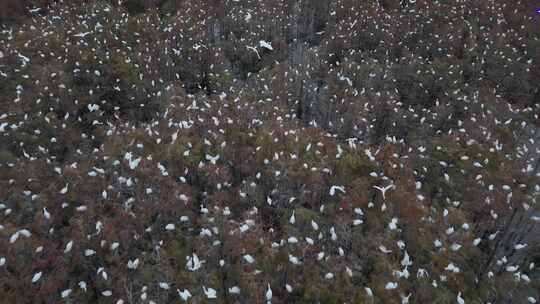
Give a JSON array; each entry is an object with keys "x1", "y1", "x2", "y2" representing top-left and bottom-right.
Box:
[
  {"x1": 246, "y1": 46, "x2": 261, "y2": 59},
  {"x1": 259, "y1": 40, "x2": 273, "y2": 51},
  {"x1": 373, "y1": 184, "x2": 394, "y2": 200},
  {"x1": 74, "y1": 32, "x2": 92, "y2": 38}
]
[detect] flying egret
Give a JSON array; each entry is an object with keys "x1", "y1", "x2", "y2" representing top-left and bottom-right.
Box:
[
  {"x1": 259, "y1": 40, "x2": 273, "y2": 51},
  {"x1": 74, "y1": 32, "x2": 92, "y2": 38},
  {"x1": 246, "y1": 46, "x2": 261, "y2": 59},
  {"x1": 205, "y1": 154, "x2": 220, "y2": 164},
  {"x1": 373, "y1": 184, "x2": 394, "y2": 200}
]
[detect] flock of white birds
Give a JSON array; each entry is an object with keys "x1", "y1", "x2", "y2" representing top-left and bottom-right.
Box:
[{"x1": 0, "y1": 0, "x2": 539, "y2": 303}]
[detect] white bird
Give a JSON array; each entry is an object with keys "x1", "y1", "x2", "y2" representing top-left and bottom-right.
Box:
[
  {"x1": 457, "y1": 292, "x2": 465, "y2": 304},
  {"x1": 329, "y1": 185, "x2": 346, "y2": 196},
  {"x1": 31, "y1": 272, "x2": 42, "y2": 283},
  {"x1": 193, "y1": 43, "x2": 206, "y2": 51},
  {"x1": 43, "y1": 208, "x2": 51, "y2": 219},
  {"x1": 285, "y1": 284, "x2": 293, "y2": 293},
  {"x1": 379, "y1": 245, "x2": 392, "y2": 254},
  {"x1": 330, "y1": 226, "x2": 337, "y2": 241},
  {"x1": 203, "y1": 286, "x2": 217, "y2": 299},
  {"x1": 64, "y1": 240, "x2": 73, "y2": 253},
  {"x1": 186, "y1": 253, "x2": 203, "y2": 271},
  {"x1": 229, "y1": 286, "x2": 241, "y2": 294},
  {"x1": 78, "y1": 281, "x2": 87, "y2": 292},
  {"x1": 388, "y1": 218, "x2": 398, "y2": 230},
  {"x1": 17, "y1": 53, "x2": 30, "y2": 64},
  {"x1": 60, "y1": 183, "x2": 69, "y2": 194},
  {"x1": 61, "y1": 289, "x2": 72, "y2": 298},
  {"x1": 129, "y1": 157, "x2": 141, "y2": 170},
  {"x1": 177, "y1": 289, "x2": 192, "y2": 301},
  {"x1": 243, "y1": 254, "x2": 255, "y2": 264},
  {"x1": 266, "y1": 284, "x2": 273, "y2": 302},
  {"x1": 417, "y1": 268, "x2": 429, "y2": 278},
  {"x1": 401, "y1": 251, "x2": 412, "y2": 267},
  {"x1": 9, "y1": 232, "x2": 19, "y2": 244},
  {"x1": 505, "y1": 265, "x2": 519, "y2": 272},
  {"x1": 289, "y1": 254, "x2": 301, "y2": 265},
  {"x1": 289, "y1": 211, "x2": 295, "y2": 225},
  {"x1": 259, "y1": 40, "x2": 274, "y2": 51},
  {"x1": 159, "y1": 282, "x2": 170, "y2": 290},
  {"x1": 445, "y1": 263, "x2": 460, "y2": 273},
  {"x1": 385, "y1": 282, "x2": 398, "y2": 290},
  {"x1": 401, "y1": 293, "x2": 412, "y2": 304},
  {"x1": 165, "y1": 223, "x2": 175, "y2": 231},
  {"x1": 514, "y1": 243, "x2": 527, "y2": 250},
  {"x1": 311, "y1": 220, "x2": 319, "y2": 231},
  {"x1": 246, "y1": 46, "x2": 261, "y2": 59},
  {"x1": 451, "y1": 243, "x2": 462, "y2": 251},
  {"x1": 19, "y1": 229, "x2": 32, "y2": 238},
  {"x1": 373, "y1": 185, "x2": 394, "y2": 200},
  {"x1": 127, "y1": 259, "x2": 139, "y2": 270},
  {"x1": 74, "y1": 32, "x2": 92, "y2": 38},
  {"x1": 205, "y1": 154, "x2": 220, "y2": 164}
]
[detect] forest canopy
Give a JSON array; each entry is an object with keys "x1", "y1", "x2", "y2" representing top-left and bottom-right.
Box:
[{"x1": 0, "y1": 0, "x2": 539, "y2": 303}]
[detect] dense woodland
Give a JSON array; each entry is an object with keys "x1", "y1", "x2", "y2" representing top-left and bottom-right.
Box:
[{"x1": 0, "y1": 0, "x2": 539, "y2": 303}]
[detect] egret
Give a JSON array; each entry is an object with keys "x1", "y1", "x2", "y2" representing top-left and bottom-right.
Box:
[
  {"x1": 457, "y1": 292, "x2": 465, "y2": 304},
  {"x1": 205, "y1": 154, "x2": 220, "y2": 164},
  {"x1": 203, "y1": 286, "x2": 217, "y2": 299},
  {"x1": 177, "y1": 289, "x2": 192, "y2": 301},
  {"x1": 246, "y1": 46, "x2": 261, "y2": 59},
  {"x1": 329, "y1": 185, "x2": 346, "y2": 196},
  {"x1": 74, "y1": 32, "x2": 92, "y2": 38},
  {"x1": 259, "y1": 40, "x2": 273, "y2": 51},
  {"x1": 186, "y1": 253, "x2": 203, "y2": 271},
  {"x1": 61, "y1": 289, "x2": 72, "y2": 298},
  {"x1": 243, "y1": 254, "x2": 255, "y2": 264},
  {"x1": 373, "y1": 184, "x2": 394, "y2": 200},
  {"x1": 385, "y1": 282, "x2": 398, "y2": 290},
  {"x1": 31, "y1": 272, "x2": 42, "y2": 283},
  {"x1": 266, "y1": 284, "x2": 273, "y2": 302}
]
